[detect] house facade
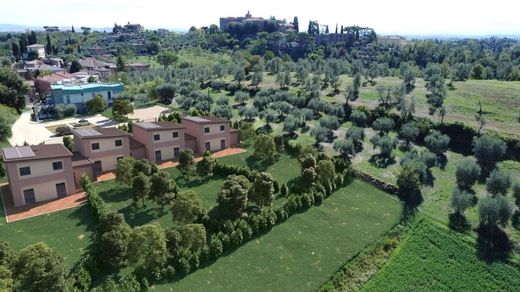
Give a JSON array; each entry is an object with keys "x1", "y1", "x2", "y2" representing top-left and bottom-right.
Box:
[
  {"x1": 50, "y1": 83, "x2": 124, "y2": 113},
  {"x1": 132, "y1": 121, "x2": 186, "y2": 162},
  {"x1": 26, "y1": 44, "x2": 45, "y2": 59},
  {"x1": 181, "y1": 116, "x2": 239, "y2": 154},
  {"x1": 72, "y1": 127, "x2": 131, "y2": 173},
  {"x1": 2, "y1": 117, "x2": 239, "y2": 207},
  {"x1": 1, "y1": 145, "x2": 75, "y2": 207}
]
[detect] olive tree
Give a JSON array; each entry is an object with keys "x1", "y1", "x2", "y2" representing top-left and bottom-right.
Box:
[{"x1": 455, "y1": 159, "x2": 481, "y2": 191}]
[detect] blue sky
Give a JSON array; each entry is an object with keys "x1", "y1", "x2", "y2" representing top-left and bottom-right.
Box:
[{"x1": 1, "y1": 0, "x2": 519, "y2": 35}]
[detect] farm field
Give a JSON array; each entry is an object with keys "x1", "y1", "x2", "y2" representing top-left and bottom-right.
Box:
[
  {"x1": 155, "y1": 180, "x2": 403, "y2": 291},
  {"x1": 363, "y1": 217, "x2": 520, "y2": 291}
]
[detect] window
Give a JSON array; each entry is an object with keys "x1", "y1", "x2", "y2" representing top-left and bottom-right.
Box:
[
  {"x1": 154, "y1": 134, "x2": 160, "y2": 141},
  {"x1": 91, "y1": 143, "x2": 100, "y2": 150},
  {"x1": 115, "y1": 139, "x2": 123, "y2": 147},
  {"x1": 19, "y1": 166, "x2": 31, "y2": 176},
  {"x1": 172, "y1": 131, "x2": 179, "y2": 138},
  {"x1": 220, "y1": 125, "x2": 225, "y2": 131},
  {"x1": 174, "y1": 147, "x2": 180, "y2": 157},
  {"x1": 52, "y1": 161, "x2": 63, "y2": 170},
  {"x1": 204, "y1": 127, "x2": 210, "y2": 133},
  {"x1": 220, "y1": 139, "x2": 226, "y2": 149},
  {"x1": 155, "y1": 150, "x2": 162, "y2": 161},
  {"x1": 23, "y1": 189, "x2": 36, "y2": 204}
]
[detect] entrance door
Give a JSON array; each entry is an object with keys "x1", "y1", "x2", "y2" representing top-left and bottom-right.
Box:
[
  {"x1": 155, "y1": 150, "x2": 162, "y2": 161},
  {"x1": 205, "y1": 142, "x2": 211, "y2": 151},
  {"x1": 23, "y1": 189, "x2": 36, "y2": 204},
  {"x1": 94, "y1": 161, "x2": 102, "y2": 174},
  {"x1": 173, "y1": 147, "x2": 180, "y2": 158},
  {"x1": 56, "y1": 183, "x2": 67, "y2": 197},
  {"x1": 220, "y1": 139, "x2": 226, "y2": 149}
]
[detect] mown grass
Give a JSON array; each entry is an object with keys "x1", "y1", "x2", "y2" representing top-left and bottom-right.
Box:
[
  {"x1": 0, "y1": 201, "x2": 95, "y2": 265},
  {"x1": 96, "y1": 168, "x2": 226, "y2": 228},
  {"x1": 363, "y1": 217, "x2": 520, "y2": 291},
  {"x1": 155, "y1": 180, "x2": 403, "y2": 291}
]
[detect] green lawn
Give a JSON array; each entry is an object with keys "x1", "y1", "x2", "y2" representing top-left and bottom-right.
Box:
[
  {"x1": 217, "y1": 145, "x2": 302, "y2": 185},
  {"x1": 96, "y1": 168, "x2": 226, "y2": 228},
  {"x1": 154, "y1": 180, "x2": 403, "y2": 291},
  {"x1": 363, "y1": 217, "x2": 520, "y2": 291},
  {"x1": 0, "y1": 201, "x2": 95, "y2": 265}
]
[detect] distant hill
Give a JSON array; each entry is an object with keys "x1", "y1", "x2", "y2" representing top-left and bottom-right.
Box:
[{"x1": 0, "y1": 23, "x2": 187, "y2": 33}]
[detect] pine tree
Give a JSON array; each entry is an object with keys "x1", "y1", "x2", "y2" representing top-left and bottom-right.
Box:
[
  {"x1": 71, "y1": 25, "x2": 75, "y2": 33},
  {"x1": 335, "y1": 24, "x2": 338, "y2": 34}
]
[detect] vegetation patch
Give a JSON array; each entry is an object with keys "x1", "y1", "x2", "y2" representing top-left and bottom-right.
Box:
[
  {"x1": 156, "y1": 180, "x2": 402, "y2": 291},
  {"x1": 363, "y1": 217, "x2": 520, "y2": 291}
]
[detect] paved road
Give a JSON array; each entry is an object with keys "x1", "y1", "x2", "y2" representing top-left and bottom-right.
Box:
[
  {"x1": 7, "y1": 105, "x2": 171, "y2": 147},
  {"x1": 8, "y1": 113, "x2": 116, "y2": 146},
  {"x1": 128, "y1": 105, "x2": 171, "y2": 122}
]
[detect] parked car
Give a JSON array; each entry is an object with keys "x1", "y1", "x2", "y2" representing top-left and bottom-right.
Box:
[{"x1": 76, "y1": 119, "x2": 90, "y2": 127}]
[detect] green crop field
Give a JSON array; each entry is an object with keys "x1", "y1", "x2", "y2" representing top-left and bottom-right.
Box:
[
  {"x1": 154, "y1": 180, "x2": 403, "y2": 291},
  {"x1": 363, "y1": 217, "x2": 520, "y2": 291}
]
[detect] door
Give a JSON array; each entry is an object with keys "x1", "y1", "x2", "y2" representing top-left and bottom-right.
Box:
[
  {"x1": 94, "y1": 161, "x2": 102, "y2": 174},
  {"x1": 220, "y1": 139, "x2": 226, "y2": 149},
  {"x1": 155, "y1": 150, "x2": 162, "y2": 161},
  {"x1": 174, "y1": 147, "x2": 180, "y2": 158},
  {"x1": 23, "y1": 189, "x2": 36, "y2": 204},
  {"x1": 56, "y1": 183, "x2": 67, "y2": 197},
  {"x1": 205, "y1": 142, "x2": 211, "y2": 151}
]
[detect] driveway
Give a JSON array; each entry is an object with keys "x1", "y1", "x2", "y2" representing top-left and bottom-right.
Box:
[
  {"x1": 128, "y1": 105, "x2": 171, "y2": 122},
  {"x1": 8, "y1": 112, "x2": 119, "y2": 146}
]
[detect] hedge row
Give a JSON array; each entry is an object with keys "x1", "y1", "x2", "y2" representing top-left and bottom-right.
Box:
[
  {"x1": 201, "y1": 172, "x2": 351, "y2": 261},
  {"x1": 79, "y1": 175, "x2": 111, "y2": 220}
]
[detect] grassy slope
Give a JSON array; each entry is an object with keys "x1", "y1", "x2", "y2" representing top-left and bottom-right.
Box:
[
  {"x1": 155, "y1": 180, "x2": 402, "y2": 292},
  {"x1": 363, "y1": 217, "x2": 520, "y2": 291},
  {"x1": 349, "y1": 77, "x2": 520, "y2": 139}
]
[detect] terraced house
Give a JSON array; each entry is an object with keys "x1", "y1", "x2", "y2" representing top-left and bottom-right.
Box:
[
  {"x1": 132, "y1": 121, "x2": 186, "y2": 162},
  {"x1": 181, "y1": 116, "x2": 239, "y2": 154},
  {"x1": 72, "y1": 127, "x2": 131, "y2": 173},
  {"x1": 2, "y1": 117, "x2": 239, "y2": 207},
  {"x1": 1, "y1": 145, "x2": 75, "y2": 207}
]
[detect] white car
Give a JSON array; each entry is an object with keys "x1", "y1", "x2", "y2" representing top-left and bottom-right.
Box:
[{"x1": 77, "y1": 119, "x2": 91, "y2": 126}]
